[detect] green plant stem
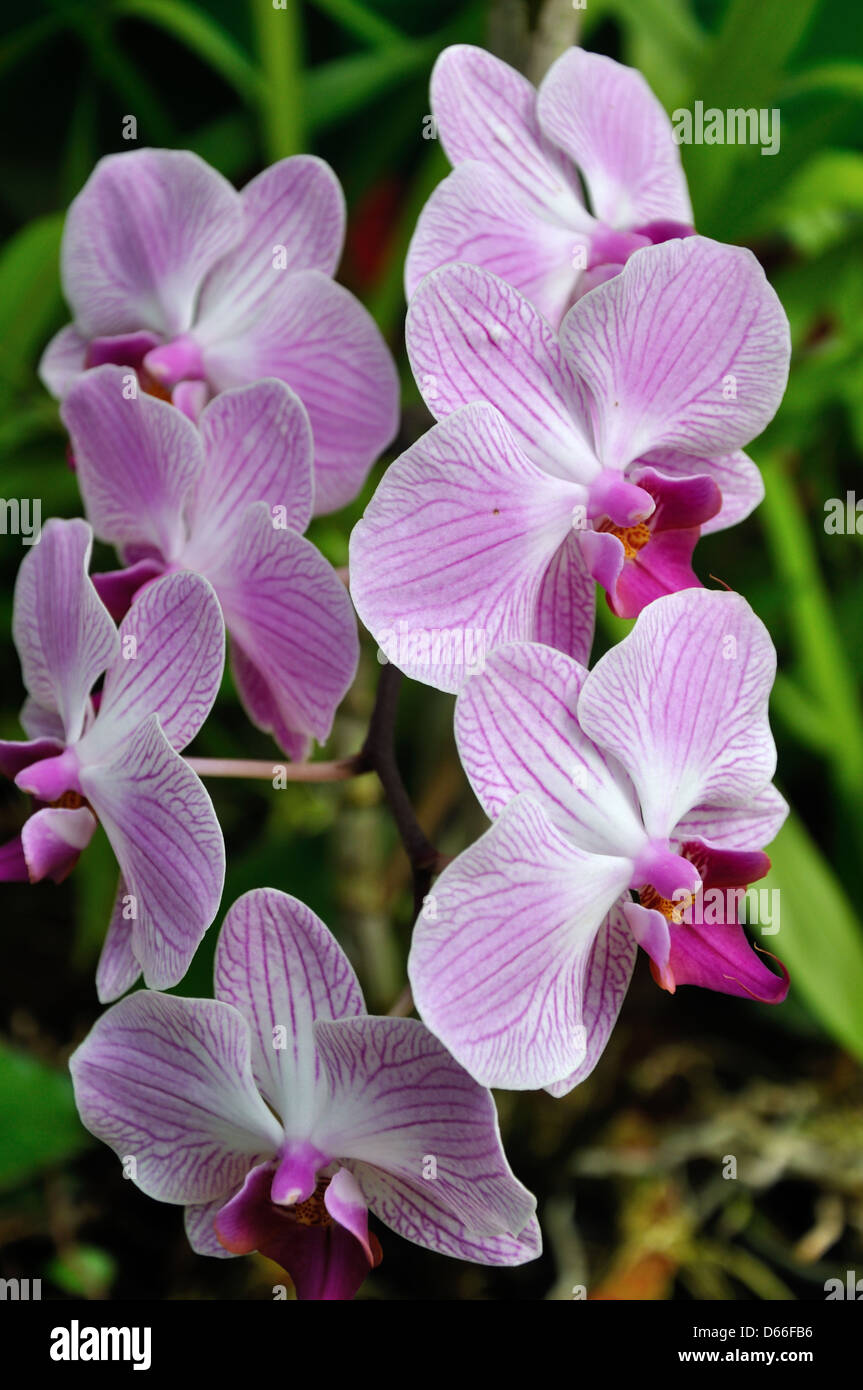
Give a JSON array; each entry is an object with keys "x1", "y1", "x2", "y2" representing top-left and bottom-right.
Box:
[{"x1": 252, "y1": 0, "x2": 303, "y2": 160}]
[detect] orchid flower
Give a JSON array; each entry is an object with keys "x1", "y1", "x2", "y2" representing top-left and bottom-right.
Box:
[
  {"x1": 351, "y1": 241, "x2": 790, "y2": 689},
  {"x1": 407, "y1": 44, "x2": 694, "y2": 329},
  {"x1": 61, "y1": 366, "x2": 358, "y2": 760},
  {"x1": 408, "y1": 589, "x2": 789, "y2": 1095},
  {"x1": 39, "y1": 149, "x2": 399, "y2": 514},
  {"x1": 70, "y1": 888, "x2": 541, "y2": 1300},
  {"x1": 0, "y1": 518, "x2": 225, "y2": 1001}
]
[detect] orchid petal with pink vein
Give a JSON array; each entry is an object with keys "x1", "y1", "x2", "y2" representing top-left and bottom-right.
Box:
[
  {"x1": 40, "y1": 148, "x2": 398, "y2": 514},
  {"x1": 71, "y1": 888, "x2": 540, "y2": 1301},
  {"x1": 352, "y1": 243, "x2": 789, "y2": 686},
  {"x1": 407, "y1": 45, "x2": 693, "y2": 328},
  {"x1": 3, "y1": 517, "x2": 225, "y2": 999},
  {"x1": 62, "y1": 366, "x2": 358, "y2": 758},
  {"x1": 409, "y1": 590, "x2": 789, "y2": 1093}
]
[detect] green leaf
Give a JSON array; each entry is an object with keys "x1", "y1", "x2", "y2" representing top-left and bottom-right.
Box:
[
  {"x1": 684, "y1": 0, "x2": 822, "y2": 227},
  {"x1": 0, "y1": 214, "x2": 64, "y2": 402},
  {"x1": 0, "y1": 1044, "x2": 91, "y2": 1191},
  {"x1": 309, "y1": 0, "x2": 404, "y2": 47},
  {"x1": 782, "y1": 61, "x2": 863, "y2": 101},
  {"x1": 754, "y1": 149, "x2": 863, "y2": 254},
  {"x1": 762, "y1": 814, "x2": 863, "y2": 1062},
  {"x1": 115, "y1": 0, "x2": 264, "y2": 105},
  {"x1": 304, "y1": 41, "x2": 434, "y2": 132}
]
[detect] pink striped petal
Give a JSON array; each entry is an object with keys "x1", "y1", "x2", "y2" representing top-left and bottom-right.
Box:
[
  {"x1": 537, "y1": 48, "x2": 691, "y2": 228},
  {"x1": 408, "y1": 794, "x2": 632, "y2": 1090},
  {"x1": 455, "y1": 641, "x2": 645, "y2": 856},
  {"x1": 196, "y1": 156, "x2": 345, "y2": 332},
  {"x1": 405, "y1": 162, "x2": 583, "y2": 331},
  {"x1": 578, "y1": 589, "x2": 778, "y2": 841},
  {"x1": 533, "y1": 532, "x2": 596, "y2": 663},
  {"x1": 350, "y1": 404, "x2": 580, "y2": 693},
  {"x1": 197, "y1": 270, "x2": 398, "y2": 515},
  {"x1": 559, "y1": 238, "x2": 791, "y2": 469},
  {"x1": 195, "y1": 504, "x2": 357, "y2": 753},
  {"x1": 674, "y1": 785, "x2": 789, "y2": 852},
  {"x1": 13, "y1": 518, "x2": 117, "y2": 744},
  {"x1": 85, "y1": 570, "x2": 224, "y2": 754},
  {"x1": 186, "y1": 381, "x2": 314, "y2": 547},
  {"x1": 62, "y1": 365, "x2": 203, "y2": 560},
  {"x1": 38, "y1": 324, "x2": 88, "y2": 398},
  {"x1": 406, "y1": 262, "x2": 596, "y2": 479},
  {"x1": 95, "y1": 875, "x2": 144, "y2": 1003},
  {"x1": 61, "y1": 149, "x2": 243, "y2": 339},
  {"x1": 431, "y1": 45, "x2": 582, "y2": 217},
  {"x1": 215, "y1": 888, "x2": 364, "y2": 1126},
  {"x1": 313, "y1": 1015, "x2": 540, "y2": 1264},
  {"x1": 69, "y1": 991, "x2": 282, "y2": 1204},
  {"x1": 79, "y1": 713, "x2": 225, "y2": 992},
  {"x1": 544, "y1": 904, "x2": 636, "y2": 1097}
]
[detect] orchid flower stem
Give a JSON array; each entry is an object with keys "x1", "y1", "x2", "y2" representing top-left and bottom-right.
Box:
[
  {"x1": 759, "y1": 451, "x2": 863, "y2": 801},
  {"x1": 252, "y1": 0, "x2": 303, "y2": 159},
  {"x1": 186, "y1": 755, "x2": 365, "y2": 781},
  {"x1": 189, "y1": 666, "x2": 445, "y2": 908},
  {"x1": 360, "y1": 662, "x2": 447, "y2": 917}
]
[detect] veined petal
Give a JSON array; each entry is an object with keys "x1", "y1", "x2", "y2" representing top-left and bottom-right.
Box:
[
  {"x1": 19, "y1": 700, "x2": 67, "y2": 743},
  {"x1": 312, "y1": 1015, "x2": 540, "y2": 1265},
  {"x1": 83, "y1": 570, "x2": 225, "y2": 754},
  {"x1": 534, "y1": 531, "x2": 596, "y2": 664},
  {"x1": 61, "y1": 148, "x2": 243, "y2": 339},
  {"x1": 197, "y1": 270, "x2": 398, "y2": 515},
  {"x1": 431, "y1": 44, "x2": 582, "y2": 216},
  {"x1": 674, "y1": 785, "x2": 789, "y2": 852},
  {"x1": 544, "y1": 904, "x2": 636, "y2": 1097},
  {"x1": 215, "y1": 888, "x2": 365, "y2": 1131},
  {"x1": 350, "y1": 404, "x2": 580, "y2": 693},
  {"x1": 62, "y1": 364, "x2": 203, "y2": 560},
  {"x1": 454, "y1": 641, "x2": 646, "y2": 855},
  {"x1": 38, "y1": 324, "x2": 88, "y2": 398},
  {"x1": 405, "y1": 162, "x2": 584, "y2": 332},
  {"x1": 408, "y1": 794, "x2": 632, "y2": 1090},
  {"x1": 185, "y1": 1196, "x2": 237, "y2": 1258},
  {"x1": 79, "y1": 713, "x2": 225, "y2": 993},
  {"x1": 13, "y1": 518, "x2": 117, "y2": 744},
  {"x1": 69, "y1": 991, "x2": 283, "y2": 1204},
  {"x1": 578, "y1": 589, "x2": 778, "y2": 839},
  {"x1": 559, "y1": 238, "x2": 790, "y2": 467},
  {"x1": 536, "y1": 48, "x2": 692, "y2": 228},
  {"x1": 195, "y1": 504, "x2": 357, "y2": 753},
  {"x1": 95, "y1": 875, "x2": 144, "y2": 1003},
  {"x1": 196, "y1": 156, "x2": 345, "y2": 332},
  {"x1": 406, "y1": 262, "x2": 596, "y2": 480},
  {"x1": 187, "y1": 381, "x2": 314, "y2": 547}
]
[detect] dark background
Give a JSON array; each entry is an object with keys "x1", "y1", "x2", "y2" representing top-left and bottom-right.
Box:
[{"x1": 1, "y1": 0, "x2": 862, "y2": 1300}]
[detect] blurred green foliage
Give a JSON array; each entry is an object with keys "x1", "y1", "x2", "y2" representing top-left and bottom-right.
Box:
[{"x1": 0, "y1": 0, "x2": 862, "y2": 1300}]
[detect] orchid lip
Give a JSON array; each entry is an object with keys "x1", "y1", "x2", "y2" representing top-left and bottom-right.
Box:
[
  {"x1": 14, "y1": 746, "x2": 82, "y2": 802},
  {"x1": 143, "y1": 334, "x2": 205, "y2": 389},
  {"x1": 271, "y1": 1141, "x2": 330, "y2": 1206},
  {"x1": 587, "y1": 470, "x2": 654, "y2": 526},
  {"x1": 629, "y1": 842, "x2": 702, "y2": 901}
]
